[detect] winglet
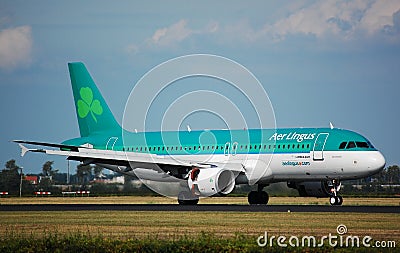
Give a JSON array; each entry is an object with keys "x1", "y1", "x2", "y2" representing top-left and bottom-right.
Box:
[
  {"x1": 18, "y1": 143, "x2": 30, "y2": 157},
  {"x1": 329, "y1": 122, "x2": 334, "y2": 129}
]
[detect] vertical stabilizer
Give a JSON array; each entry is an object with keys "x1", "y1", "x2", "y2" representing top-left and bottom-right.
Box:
[{"x1": 68, "y1": 62, "x2": 121, "y2": 137}]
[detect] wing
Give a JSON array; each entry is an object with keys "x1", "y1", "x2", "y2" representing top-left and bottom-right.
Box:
[
  {"x1": 14, "y1": 140, "x2": 245, "y2": 175},
  {"x1": 14, "y1": 140, "x2": 79, "y2": 151}
]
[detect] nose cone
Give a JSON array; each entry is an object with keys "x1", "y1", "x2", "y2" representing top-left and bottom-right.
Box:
[{"x1": 369, "y1": 151, "x2": 386, "y2": 174}]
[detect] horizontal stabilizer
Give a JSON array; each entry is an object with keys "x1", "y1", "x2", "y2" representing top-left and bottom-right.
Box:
[
  {"x1": 17, "y1": 143, "x2": 45, "y2": 157},
  {"x1": 18, "y1": 144, "x2": 29, "y2": 157}
]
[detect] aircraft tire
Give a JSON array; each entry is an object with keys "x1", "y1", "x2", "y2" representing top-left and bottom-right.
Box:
[
  {"x1": 248, "y1": 191, "x2": 269, "y2": 205},
  {"x1": 329, "y1": 196, "x2": 343, "y2": 206},
  {"x1": 178, "y1": 191, "x2": 199, "y2": 205}
]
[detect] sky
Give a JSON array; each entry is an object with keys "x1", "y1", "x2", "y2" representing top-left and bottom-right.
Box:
[{"x1": 0, "y1": 0, "x2": 399, "y2": 174}]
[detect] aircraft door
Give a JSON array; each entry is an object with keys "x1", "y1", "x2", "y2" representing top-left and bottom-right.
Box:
[
  {"x1": 224, "y1": 142, "x2": 230, "y2": 156},
  {"x1": 106, "y1": 137, "x2": 118, "y2": 150},
  {"x1": 313, "y1": 133, "x2": 329, "y2": 161},
  {"x1": 231, "y1": 142, "x2": 238, "y2": 156}
]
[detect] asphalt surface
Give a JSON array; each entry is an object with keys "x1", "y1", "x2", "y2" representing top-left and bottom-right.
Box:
[{"x1": 0, "y1": 204, "x2": 398, "y2": 213}]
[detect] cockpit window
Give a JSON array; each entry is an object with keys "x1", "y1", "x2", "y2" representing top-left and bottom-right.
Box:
[
  {"x1": 356, "y1": 142, "x2": 369, "y2": 148},
  {"x1": 339, "y1": 142, "x2": 347, "y2": 149},
  {"x1": 346, "y1": 141, "x2": 356, "y2": 149}
]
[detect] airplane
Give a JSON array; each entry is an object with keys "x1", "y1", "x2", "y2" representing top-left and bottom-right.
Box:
[{"x1": 15, "y1": 62, "x2": 386, "y2": 206}]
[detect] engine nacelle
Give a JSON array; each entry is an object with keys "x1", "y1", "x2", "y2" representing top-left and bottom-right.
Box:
[
  {"x1": 188, "y1": 168, "x2": 236, "y2": 196},
  {"x1": 287, "y1": 181, "x2": 332, "y2": 197}
]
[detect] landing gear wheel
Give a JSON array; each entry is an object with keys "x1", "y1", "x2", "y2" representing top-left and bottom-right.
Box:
[
  {"x1": 178, "y1": 191, "x2": 199, "y2": 205},
  {"x1": 329, "y1": 196, "x2": 343, "y2": 206},
  {"x1": 260, "y1": 191, "x2": 269, "y2": 204},
  {"x1": 336, "y1": 196, "x2": 343, "y2": 205},
  {"x1": 248, "y1": 191, "x2": 258, "y2": 205},
  {"x1": 330, "y1": 196, "x2": 337, "y2": 205},
  {"x1": 248, "y1": 191, "x2": 269, "y2": 205},
  {"x1": 328, "y1": 179, "x2": 343, "y2": 206}
]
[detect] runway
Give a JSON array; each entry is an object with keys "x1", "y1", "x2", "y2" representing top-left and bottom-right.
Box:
[{"x1": 0, "y1": 204, "x2": 398, "y2": 213}]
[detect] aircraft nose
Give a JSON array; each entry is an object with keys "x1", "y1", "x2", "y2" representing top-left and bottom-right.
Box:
[{"x1": 369, "y1": 151, "x2": 386, "y2": 174}]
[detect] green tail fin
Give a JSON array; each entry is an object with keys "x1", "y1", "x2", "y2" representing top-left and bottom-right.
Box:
[{"x1": 68, "y1": 62, "x2": 121, "y2": 137}]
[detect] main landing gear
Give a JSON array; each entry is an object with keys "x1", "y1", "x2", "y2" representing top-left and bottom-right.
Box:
[
  {"x1": 248, "y1": 184, "x2": 269, "y2": 205},
  {"x1": 328, "y1": 179, "x2": 343, "y2": 206},
  {"x1": 177, "y1": 191, "x2": 199, "y2": 205}
]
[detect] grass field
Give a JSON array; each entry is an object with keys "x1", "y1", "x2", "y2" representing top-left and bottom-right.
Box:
[
  {"x1": 0, "y1": 196, "x2": 399, "y2": 251},
  {"x1": 1, "y1": 211, "x2": 399, "y2": 240}
]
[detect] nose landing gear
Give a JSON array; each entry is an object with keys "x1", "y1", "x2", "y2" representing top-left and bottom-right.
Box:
[{"x1": 328, "y1": 180, "x2": 343, "y2": 206}]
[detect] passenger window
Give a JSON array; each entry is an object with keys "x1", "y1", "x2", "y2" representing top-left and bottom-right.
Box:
[
  {"x1": 346, "y1": 141, "x2": 356, "y2": 149},
  {"x1": 283, "y1": 145, "x2": 285, "y2": 149},
  {"x1": 307, "y1": 144, "x2": 310, "y2": 149},
  {"x1": 339, "y1": 142, "x2": 347, "y2": 149}
]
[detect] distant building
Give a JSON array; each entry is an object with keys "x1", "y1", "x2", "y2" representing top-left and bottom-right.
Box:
[
  {"x1": 25, "y1": 175, "x2": 38, "y2": 185},
  {"x1": 104, "y1": 176, "x2": 125, "y2": 184}
]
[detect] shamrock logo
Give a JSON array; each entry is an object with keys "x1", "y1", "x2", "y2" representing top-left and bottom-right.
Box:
[{"x1": 77, "y1": 87, "x2": 103, "y2": 122}]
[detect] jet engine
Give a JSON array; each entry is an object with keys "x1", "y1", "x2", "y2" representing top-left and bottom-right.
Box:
[
  {"x1": 188, "y1": 168, "x2": 236, "y2": 196},
  {"x1": 287, "y1": 181, "x2": 332, "y2": 197}
]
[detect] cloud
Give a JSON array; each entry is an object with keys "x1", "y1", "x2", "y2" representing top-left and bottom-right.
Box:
[
  {"x1": 136, "y1": 19, "x2": 217, "y2": 49},
  {"x1": 265, "y1": 0, "x2": 400, "y2": 41},
  {"x1": 127, "y1": 0, "x2": 400, "y2": 53},
  {"x1": 0, "y1": 26, "x2": 33, "y2": 70},
  {"x1": 126, "y1": 19, "x2": 219, "y2": 53},
  {"x1": 360, "y1": 0, "x2": 400, "y2": 35},
  {"x1": 147, "y1": 19, "x2": 193, "y2": 47},
  {"x1": 221, "y1": 0, "x2": 400, "y2": 44}
]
